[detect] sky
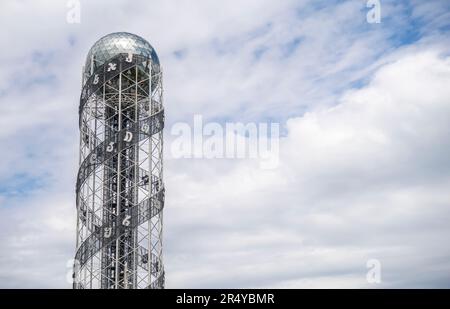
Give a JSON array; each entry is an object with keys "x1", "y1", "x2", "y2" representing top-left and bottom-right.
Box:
[{"x1": 0, "y1": 0, "x2": 450, "y2": 288}]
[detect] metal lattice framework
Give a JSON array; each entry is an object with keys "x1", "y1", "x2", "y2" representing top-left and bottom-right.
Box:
[{"x1": 74, "y1": 33, "x2": 164, "y2": 289}]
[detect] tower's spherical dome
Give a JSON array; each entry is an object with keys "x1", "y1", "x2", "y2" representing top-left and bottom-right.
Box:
[{"x1": 84, "y1": 32, "x2": 160, "y2": 76}]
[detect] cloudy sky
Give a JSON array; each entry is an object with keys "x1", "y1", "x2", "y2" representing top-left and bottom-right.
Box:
[{"x1": 1, "y1": 0, "x2": 450, "y2": 288}]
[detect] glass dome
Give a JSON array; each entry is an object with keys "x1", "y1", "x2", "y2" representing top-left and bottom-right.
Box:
[{"x1": 84, "y1": 32, "x2": 160, "y2": 76}]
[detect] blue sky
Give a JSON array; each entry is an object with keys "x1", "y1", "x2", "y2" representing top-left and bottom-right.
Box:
[{"x1": 0, "y1": 0, "x2": 450, "y2": 288}]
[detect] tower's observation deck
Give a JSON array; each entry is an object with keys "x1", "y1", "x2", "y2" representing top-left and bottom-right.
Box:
[
  {"x1": 74, "y1": 32, "x2": 165, "y2": 289},
  {"x1": 83, "y1": 32, "x2": 161, "y2": 81}
]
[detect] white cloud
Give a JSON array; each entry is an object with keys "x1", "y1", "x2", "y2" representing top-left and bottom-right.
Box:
[{"x1": 164, "y1": 50, "x2": 450, "y2": 288}]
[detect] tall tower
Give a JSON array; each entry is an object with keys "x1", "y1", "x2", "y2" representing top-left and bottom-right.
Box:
[{"x1": 74, "y1": 32, "x2": 165, "y2": 289}]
